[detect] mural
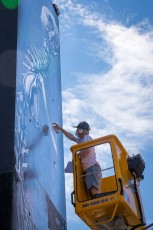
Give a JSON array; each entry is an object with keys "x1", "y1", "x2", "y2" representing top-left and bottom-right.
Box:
[
  {"x1": 15, "y1": 5, "x2": 59, "y2": 181},
  {"x1": 14, "y1": 1, "x2": 66, "y2": 229}
]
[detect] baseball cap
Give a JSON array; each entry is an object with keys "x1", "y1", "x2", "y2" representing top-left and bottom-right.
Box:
[{"x1": 73, "y1": 121, "x2": 90, "y2": 131}]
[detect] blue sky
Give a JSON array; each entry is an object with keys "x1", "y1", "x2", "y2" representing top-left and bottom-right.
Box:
[{"x1": 53, "y1": 0, "x2": 153, "y2": 229}]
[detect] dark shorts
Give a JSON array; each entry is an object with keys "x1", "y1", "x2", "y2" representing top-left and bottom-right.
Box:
[{"x1": 84, "y1": 164, "x2": 102, "y2": 191}]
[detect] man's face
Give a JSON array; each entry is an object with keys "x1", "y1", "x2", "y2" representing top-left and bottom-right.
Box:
[{"x1": 75, "y1": 128, "x2": 84, "y2": 137}]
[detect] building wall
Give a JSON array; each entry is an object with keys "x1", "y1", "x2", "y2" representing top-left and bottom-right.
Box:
[
  {"x1": 0, "y1": 2, "x2": 18, "y2": 229},
  {"x1": 0, "y1": 1, "x2": 66, "y2": 229}
]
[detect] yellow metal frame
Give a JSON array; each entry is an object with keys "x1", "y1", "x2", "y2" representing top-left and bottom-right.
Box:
[{"x1": 70, "y1": 134, "x2": 146, "y2": 230}]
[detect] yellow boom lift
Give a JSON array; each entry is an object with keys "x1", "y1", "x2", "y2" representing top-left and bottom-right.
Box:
[{"x1": 70, "y1": 134, "x2": 153, "y2": 230}]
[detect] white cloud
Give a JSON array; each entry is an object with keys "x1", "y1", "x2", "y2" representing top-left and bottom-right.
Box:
[
  {"x1": 57, "y1": 0, "x2": 153, "y2": 225},
  {"x1": 58, "y1": 0, "x2": 153, "y2": 148}
]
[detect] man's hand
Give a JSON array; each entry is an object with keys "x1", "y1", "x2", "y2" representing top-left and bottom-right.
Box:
[{"x1": 52, "y1": 123, "x2": 60, "y2": 134}]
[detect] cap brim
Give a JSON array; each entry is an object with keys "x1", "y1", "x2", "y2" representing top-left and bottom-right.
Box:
[{"x1": 72, "y1": 126, "x2": 90, "y2": 130}]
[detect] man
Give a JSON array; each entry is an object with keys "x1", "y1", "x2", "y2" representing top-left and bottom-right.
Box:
[{"x1": 53, "y1": 121, "x2": 102, "y2": 198}]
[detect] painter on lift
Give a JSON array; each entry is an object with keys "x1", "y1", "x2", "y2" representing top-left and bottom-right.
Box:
[{"x1": 53, "y1": 121, "x2": 102, "y2": 198}]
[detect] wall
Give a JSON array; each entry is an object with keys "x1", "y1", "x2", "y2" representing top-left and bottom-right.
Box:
[{"x1": 0, "y1": 1, "x2": 66, "y2": 229}]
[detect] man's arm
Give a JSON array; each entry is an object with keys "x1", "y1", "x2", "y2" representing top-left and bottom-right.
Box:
[{"x1": 52, "y1": 123, "x2": 77, "y2": 142}]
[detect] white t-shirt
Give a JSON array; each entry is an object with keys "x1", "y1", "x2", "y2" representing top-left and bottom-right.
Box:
[{"x1": 74, "y1": 135, "x2": 98, "y2": 171}]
